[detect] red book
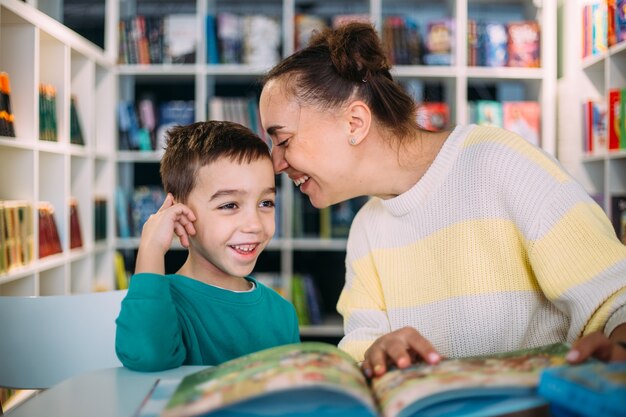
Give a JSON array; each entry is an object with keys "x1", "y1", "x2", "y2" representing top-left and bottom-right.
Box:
[{"x1": 608, "y1": 89, "x2": 621, "y2": 150}]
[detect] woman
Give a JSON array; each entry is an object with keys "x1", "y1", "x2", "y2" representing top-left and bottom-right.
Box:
[{"x1": 258, "y1": 22, "x2": 626, "y2": 376}]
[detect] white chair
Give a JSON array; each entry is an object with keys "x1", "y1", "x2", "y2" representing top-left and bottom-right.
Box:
[{"x1": 0, "y1": 290, "x2": 127, "y2": 393}]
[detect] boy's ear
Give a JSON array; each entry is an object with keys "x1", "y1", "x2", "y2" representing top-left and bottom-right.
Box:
[{"x1": 345, "y1": 100, "x2": 371, "y2": 146}]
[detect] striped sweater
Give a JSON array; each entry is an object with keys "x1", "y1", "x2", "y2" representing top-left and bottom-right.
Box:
[{"x1": 337, "y1": 124, "x2": 626, "y2": 362}]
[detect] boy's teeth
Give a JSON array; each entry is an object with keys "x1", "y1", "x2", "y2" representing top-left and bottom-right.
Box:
[
  {"x1": 294, "y1": 175, "x2": 309, "y2": 186},
  {"x1": 232, "y1": 244, "x2": 255, "y2": 252}
]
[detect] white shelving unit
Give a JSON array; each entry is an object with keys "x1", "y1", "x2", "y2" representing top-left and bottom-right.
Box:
[
  {"x1": 0, "y1": 0, "x2": 116, "y2": 296},
  {"x1": 558, "y1": 0, "x2": 626, "y2": 221},
  {"x1": 104, "y1": 0, "x2": 557, "y2": 338}
]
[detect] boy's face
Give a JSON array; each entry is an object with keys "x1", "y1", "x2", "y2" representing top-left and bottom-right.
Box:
[{"x1": 185, "y1": 156, "x2": 276, "y2": 281}]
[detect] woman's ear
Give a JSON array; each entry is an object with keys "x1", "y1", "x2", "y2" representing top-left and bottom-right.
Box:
[{"x1": 346, "y1": 100, "x2": 371, "y2": 146}]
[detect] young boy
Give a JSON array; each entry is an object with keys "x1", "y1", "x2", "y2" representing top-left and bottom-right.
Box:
[{"x1": 115, "y1": 121, "x2": 300, "y2": 372}]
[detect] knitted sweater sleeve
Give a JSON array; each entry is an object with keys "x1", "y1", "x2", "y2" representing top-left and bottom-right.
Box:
[
  {"x1": 528, "y1": 181, "x2": 626, "y2": 341},
  {"x1": 115, "y1": 273, "x2": 186, "y2": 371},
  {"x1": 337, "y1": 206, "x2": 391, "y2": 362}
]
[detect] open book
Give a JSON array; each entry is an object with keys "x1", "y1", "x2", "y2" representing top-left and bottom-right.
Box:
[{"x1": 136, "y1": 341, "x2": 570, "y2": 417}]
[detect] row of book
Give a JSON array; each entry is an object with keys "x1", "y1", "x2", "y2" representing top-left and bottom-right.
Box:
[
  {"x1": 468, "y1": 20, "x2": 540, "y2": 68},
  {"x1": 0, "y1": 72, "x2": 16, "y2": 137},
  {"x1": 39, "y1": 85, "x2": 86, "y2": 144},
  {"x1": 255, "y1": 272, "x2": 324, "y2": 326},
  {"x1": 582, "y1": 88, "x2": 626, "y2": 154},
  {"x1": 118, "y1": 99, "x2": 194, "y2": 151},
  {"x1": 468, "y1": 100, "x2": 541, "y2": 146},
  {"x1": 293, "y1": 192, "x2": 368, "y2": 239},
  {"x1": 118, "y1": 14, "x2": 197, "y2": 65},
  {"x1": 582, "y1": 0, "x2": 626, "y2": 59},
  {"x1": 118, "y1": 96, "x2": 269, "y2": 152}
]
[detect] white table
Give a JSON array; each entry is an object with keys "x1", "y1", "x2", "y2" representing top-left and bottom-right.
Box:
[{"x1": 6, "y1": 366, "x2": 207, "y2": 417}]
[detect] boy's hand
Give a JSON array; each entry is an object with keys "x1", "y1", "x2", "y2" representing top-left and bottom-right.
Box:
[
  {"x1": 141, "y1": 193, "x2": 197, "y2": 252},
  {"x1": 362, "y1": 327, "x2": 441, "y2": 378},
  {"x1": 135, "y1": 194, "x2": 197, "y2": 275},
  {"x1": 566, "y1": 329, "x2": 626, "y2": 363}
]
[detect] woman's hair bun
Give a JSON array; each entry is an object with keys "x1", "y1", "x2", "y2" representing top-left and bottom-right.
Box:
[{"x1": 309, "y1": 22, "x2": 390, "y2": 83}]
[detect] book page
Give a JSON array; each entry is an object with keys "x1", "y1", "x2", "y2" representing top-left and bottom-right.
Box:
[
  {"x1": 371, "y1": 343, "x2": 569, "y2": 417},
  {"x1": 161, "y1": 342, "x2": 376, "y2": 417}
]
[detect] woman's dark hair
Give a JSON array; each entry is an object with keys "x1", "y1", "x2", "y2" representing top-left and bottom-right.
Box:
[
  {"x1": 160, "y1": 121, "x2": 271, "y2": 203},
  {"x1": 263, "y1": 22, "x2": 418, "y2": 142}
]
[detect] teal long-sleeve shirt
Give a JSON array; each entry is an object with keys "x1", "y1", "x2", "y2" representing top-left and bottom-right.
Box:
[{"x1": 115, "y1": 273, "x2": 300, "y2": 371}]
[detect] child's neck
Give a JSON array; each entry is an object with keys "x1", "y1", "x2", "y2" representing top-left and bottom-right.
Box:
[{"x1": 177, "y1": 262, "x2": 252, "y2": 292}]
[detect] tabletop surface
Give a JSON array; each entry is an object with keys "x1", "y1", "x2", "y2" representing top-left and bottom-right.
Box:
[{"x1": 6, "y1": 366, "x2": 207, "y2": 417}]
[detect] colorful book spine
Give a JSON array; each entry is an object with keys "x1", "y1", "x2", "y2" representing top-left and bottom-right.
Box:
[
  {"x1": 608, "y1": 89, "x2": 621, "y2": 150},
  {"x1": 0, "y1": 72, "x2": 16, "y2": 137}
]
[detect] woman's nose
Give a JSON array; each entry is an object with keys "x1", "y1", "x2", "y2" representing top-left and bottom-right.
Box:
[{"x1": 271, "y1": 147, "x2": 288, "y2": 173}]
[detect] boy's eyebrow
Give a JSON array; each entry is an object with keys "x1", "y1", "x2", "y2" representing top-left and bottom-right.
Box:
[{"x1": 209, "y1": 187, "x2": 276, "y2": 201}]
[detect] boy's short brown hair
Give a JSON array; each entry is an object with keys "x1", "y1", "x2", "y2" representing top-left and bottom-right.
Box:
[{"x1": 160, "y1": 121, "x2": 271, "y2": 203}]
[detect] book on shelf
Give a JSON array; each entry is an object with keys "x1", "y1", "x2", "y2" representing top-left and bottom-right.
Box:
[
  {"x1": 417, "y1": 102, "x2": 449, "y2": 132},
  {"x1": 156, "y1": 100, "x2": 195, "y2": 151},
  {"x1": 608, "y1": 88, "x2": 626, "y2": 150},
  {"x1": 506, "y1": 21, "x2": 540, "y2": 68},
  {"x1": 618, "y1": 0, "x2": 626, "y2": 43},
  {"x1": 423, "y1": 19, "x2": 455, "y2": 66},
  {"x1": 114, "y1": 250, "x2": 130, "y2": 290},
  {"x1": 582, "y1": 99, "x2": 607, "y2": 155},
  {"x1": 382, "y1": 16, "x2": 422, "y2": 66},
  {"x1": 131, "y1": 186, "x2": 166, "y2": 238},
  {"x1": 94, "y1": 197, "x2": 108, "y2": 242},
  {"x1": 242, "y1": 15, "x2": 281, "y2": 67},
  {"x1": 205, "y1": 14, "x2": 219, "y2": 64},
  {"x1": 164, "y1": 14, "x2": 197, "y2": 64},
  {"x1": 0, "y1": 72, "x2": 16, "y2": 137},
  {"x1": 39, "y1": 84, "x2": 58, "y2": 142},
  {"x1": 135, "y1": 341, "x2": 571, "y2": 417},
  {"x1": 216, "y1": 12, "x2": 243, "y2": 64},
  {"x1": 38, "y1": 202, "x2": 62, "y2": 258},
  {"x1": 0, "y1": 201, "x2": 33, "y2": 273},
  {"x1": 295, "y1": 14, "x2": 328, "y2": 51},
  {"x1": 69, "y1": 198, "x2": 83, "y2": 250},
  {"x1": 69, "y1": 96, "x2": 85, "y2": 145},
  {"x1": 471, "y1": 100, "x2": 503, "y2": 128},
  {"x1": 538, "y1": 361, "x2": 626, "y2": 417},
  {"x1": 291, "y1": 273, "x2": 323, "y2": 326},
  {"x1": 582, "y1": 2, "x2": 608, "y2": 59},
  {"x1": 480, "y1": 22, "x2": 508, "y2": 67},
  {"x1": 503, "y1": 101, "x2": 541, "y2": 147}
]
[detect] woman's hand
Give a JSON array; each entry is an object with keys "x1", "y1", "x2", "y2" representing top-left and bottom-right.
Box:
[
  {"x1": 362, "y1": 327, "x2": 441, "y2": 377},
  {"x1": 566, "y1": 330, "x2": 626, "y2": 363}
]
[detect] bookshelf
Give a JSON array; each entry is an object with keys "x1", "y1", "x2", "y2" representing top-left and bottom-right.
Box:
[
  {"x1": 99, "y1": 0, "x2": 558, "y2": 339},
  {"x1": 557, "y1": 0, "x2": 626, "y2": 240},
  {"x1": 0, "y1": 0, "x2": 116, "y2": 296}
]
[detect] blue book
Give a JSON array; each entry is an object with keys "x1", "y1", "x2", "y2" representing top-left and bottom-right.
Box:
[{"x1": 538, "y1": 361, "x2": 626, "y2": 417}]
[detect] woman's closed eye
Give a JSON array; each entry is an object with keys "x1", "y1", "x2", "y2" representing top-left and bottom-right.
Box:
[{"x1": 275, "y1": 138, "x2": 290, "y2": 147}]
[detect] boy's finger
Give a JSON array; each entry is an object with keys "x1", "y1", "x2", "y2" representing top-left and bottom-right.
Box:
[{"x1": 158, "y1": 193, "x2": 174, "y2": 212}]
